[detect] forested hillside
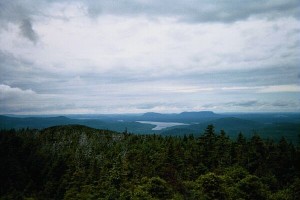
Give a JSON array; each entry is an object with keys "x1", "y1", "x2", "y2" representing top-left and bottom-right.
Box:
[
  {"x1": 2, "y1": 113, "x2": 300, "y2": 142},
  {"x1": 1, "y1": 125, "x2": 299, "y2": 199}
]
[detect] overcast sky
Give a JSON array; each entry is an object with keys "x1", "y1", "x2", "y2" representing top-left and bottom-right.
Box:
[{"x1": 0, "y1": 0, "x2": 299, "y2": 114}]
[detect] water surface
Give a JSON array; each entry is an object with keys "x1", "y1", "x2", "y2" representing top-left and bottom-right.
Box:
[{"x1": 137, "y1": 121, "x2": 188, "y2": 130}]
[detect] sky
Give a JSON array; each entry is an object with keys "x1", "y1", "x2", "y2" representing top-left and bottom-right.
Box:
[{"x1": 0, "y1": 0, "x2": 299, "y2": 114}]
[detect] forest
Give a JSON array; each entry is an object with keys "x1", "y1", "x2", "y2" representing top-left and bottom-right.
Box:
[{"x1": 0, "y1": 124, "x2": 299, "y2": 199}]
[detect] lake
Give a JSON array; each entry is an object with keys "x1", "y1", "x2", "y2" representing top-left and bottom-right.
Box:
[{"x1": 137, "y1": 121, "x2": 188, "y2": 130}]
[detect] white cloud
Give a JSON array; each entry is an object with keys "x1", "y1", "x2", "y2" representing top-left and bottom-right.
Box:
[
  {"x1": 0, "y1": 84, "x2": 35, "y2": 100},
  {"x1": 258, "y1": 84, "x2": 300, "y2": 93},
  {"x1": 2, "y1": 12, "x2": 298, "y2": 76},
  {"x1": 0, "y1": 1, "x2": 299, "y2": 114}
]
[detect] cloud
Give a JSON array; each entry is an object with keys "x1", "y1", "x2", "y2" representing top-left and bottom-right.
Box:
[
  {"x1": 0, "y1": 0, "x2": 41, "y2": 43},
  {"x1": 272, "y1": 102, "x2": 292, "y2": 107},
  {"x1": 0, "y1": 84, "x2": 38, "y2": 113},
  {"x1": 136, "y1": 102, "x2": 179, "y2": 110},
  {"x1": 0, "y1": 84, "x2": 35, "y2": 100},
  {"x1": 0, "y1": 1, "x2": 299, "y2": 114},
  {"x1": 0, "y1": 84, "x2": 102, "y2": 114},
  {"x1": 0, "y1": 0, "x2": 299, "y2": 42},
  {"x1": 258, "y1": 84, "x2": 300, "y2": 93},
  {"x1": 220, "y1": 101, "x2": 261, "y2": 108},
  {"x1": 203, "y1": 100, "x2": 300, "y2": 112},
  {"x1": 235, "y1": 101, "x2": 259, "y2": 107},
  {"x1": 8, "y1": 14, "x2": 297, "y2": 78},
  {"x1": 84, "y1": 0, "x2": 299, "y2": 22},
  {"x1": 19, "y1": 19, "x2": 38, "y2": 43}
]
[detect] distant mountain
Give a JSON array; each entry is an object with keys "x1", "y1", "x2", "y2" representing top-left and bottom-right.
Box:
[
  {"x1": 142, "y1": 112, "x2": 165, "y2": 117},
  {"x1": 0, "y1": 115, "x2": 76, "y2": 129},
  {"x1": 0, "y1": 115, "x2": 154, "y2": 133},
  {"x1": 140, "y1": 112, "x2": 176, "y2": 121},
  {"x1": 1, "y1": 112, "x2": 300, "y2": 143},
  {"x1": 228, "y1": 112, "x2": 300, "y2": 124}
]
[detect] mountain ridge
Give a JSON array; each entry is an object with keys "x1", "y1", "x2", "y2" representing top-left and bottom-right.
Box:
[{"x1": 1, "y1": 112, "x2": 300, "y2": 143}]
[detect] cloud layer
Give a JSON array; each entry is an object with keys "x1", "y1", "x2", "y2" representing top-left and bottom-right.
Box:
[{"x1": 0, "y1": 1, "x2": 299, "y2": 114}]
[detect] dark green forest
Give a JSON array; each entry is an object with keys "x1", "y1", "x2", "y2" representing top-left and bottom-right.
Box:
[{"x1": 1, "y1": 125, "x2": 299, "y2": 199}]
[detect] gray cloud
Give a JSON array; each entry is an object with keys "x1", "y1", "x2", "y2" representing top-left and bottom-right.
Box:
[
  {"x1": 0, "y1": 1, "x2": 299, "y2": 34},
  {"x1": 0, "y1": 0, "x2": 298, "y2": 43},
  {"x1": 0, "y1": 84, "x2": 102, "y2": 114},
  {"x1": 0, "y1": 1, "x2": 299, "y2": 114},
  {"x1": 272, "y1": 102, "x2": 291, "y2": 107},
  {"x1": 235, "y1": 101, "x2": 259, "y2": 107},
  {"x1": 222, "y1": 101, "x2": 261, "y2": 108},
  {"x1": 0, "y1": 84, "x2": 37, "y2": 113},
  {"x1": 0, "y1": 51, "x2": 49, "y2": 89},
  {"x1": 136, "y1": 103, "x2": 159, "y2": 110},
  {"x1": 84, "y1": 0, "x2": 299, "y2": 22},
  {"x1": 19, "y1": 19, "x2": 38, "y2": 43},
  {"x1": 0, "y1": 0, "x2": 41, "y2": 42},
  {"x1": 171, "y1": 64, "x2": 299, "y2": 88},
  {"x1": 204, "y1": 100, "x2": 300, "y2": 111},
  {"x1": 135, "y1": 102, "x2": 182, "y2": 110}
]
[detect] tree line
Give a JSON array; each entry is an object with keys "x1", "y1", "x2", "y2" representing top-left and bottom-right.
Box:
[{"x1": 0, "y1": 124, "x2": 299, "y2": 199}]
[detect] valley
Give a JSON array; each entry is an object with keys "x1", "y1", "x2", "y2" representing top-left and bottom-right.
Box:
[{"x1": 1, "y1": 111, "x2": 300, "y2": 143}]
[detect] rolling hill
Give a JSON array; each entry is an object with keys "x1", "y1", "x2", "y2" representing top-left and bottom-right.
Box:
[{"x1": 1, "y1": 112, "x2": 299, "y2": 142}]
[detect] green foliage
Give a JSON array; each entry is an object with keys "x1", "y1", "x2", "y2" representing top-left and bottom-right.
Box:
[
  {"x1": 133, "y1": 177, "x2": 173, "y2": 200},
  {"x1": 234, "y1": 175, "x2": 270, "y2": 200},
  {"x1": 197, "y1": 172, "x2": 227, "y2": 200},
  {"x1": 223, "y1": 166, "x2": 249, "y2": 183},
  {"x1": 270, "y1": 188, "x2": 292, "y2": 200},
  {"x1": 0, "y1": 124, "x2": 299, "y2": 199}
]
